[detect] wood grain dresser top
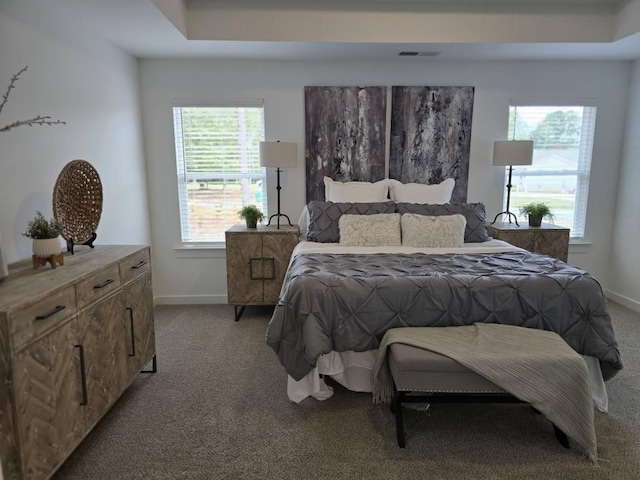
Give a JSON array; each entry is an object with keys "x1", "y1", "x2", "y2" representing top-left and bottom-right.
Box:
[
  {"x1": 489, "y1": 222, "x2": 569, "y2": 232},
  {"x1": 0, "y1": 245, "x2": 148, "y2": 313},
  {"x1": 226, "y1": 225, "x2": 299, "y2": 234}
]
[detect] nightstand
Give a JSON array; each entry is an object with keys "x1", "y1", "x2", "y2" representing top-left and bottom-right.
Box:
[
  {"x1": 225, "y1": 224, "x2": 299, "y2": 320},
  {"x1": 487, "y1": 222, "x2": 570, "y2": 262}
]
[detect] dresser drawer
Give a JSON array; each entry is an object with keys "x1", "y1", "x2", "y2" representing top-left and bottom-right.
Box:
[
  {"x1": 76, "y1": 264, "x2": 121, "y2": 309},
  {"x1": 10, "y1": 285, "x2": 77, "y2": 353},
  {"x1": 119, "y1": 248, "x2": 151, "y2": 284}
]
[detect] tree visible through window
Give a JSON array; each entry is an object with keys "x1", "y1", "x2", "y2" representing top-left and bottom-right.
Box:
[
  {"x1": 173, "y1": 105, "x2": 266, "y2": 244},
  {"x1": 507, "y1": 105, "x2": 596, "y2": 238}
]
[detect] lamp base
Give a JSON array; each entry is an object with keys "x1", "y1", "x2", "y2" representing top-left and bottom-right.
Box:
[
  {"x1": 491, "y1": 211, "x2": 520, "y2": 227},
  {"x1": 266, "y1": 213, "x2": 293, "y2": 229},
  {"x1": 266, "y1": 167, "x2": 293, "y2": 229}
]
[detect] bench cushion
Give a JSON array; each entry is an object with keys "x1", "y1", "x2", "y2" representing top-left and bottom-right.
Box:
[{"x1": 389, "y1": 343, "x2": 506, "y2": 393}]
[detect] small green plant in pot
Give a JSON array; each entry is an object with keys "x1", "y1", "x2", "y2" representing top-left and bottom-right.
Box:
[
  {"x1": 519, "y1": 202, "x2": 553, "y2": 227},
  {"x1": 23, "y1": 211, "x2": 63, "y2": 239},
  {"x1": 238, "y1": 205, "x2": 264, "y2": 229},
  {"x1": 22, "y1": 211, "x2": 64, "y2": 258}
]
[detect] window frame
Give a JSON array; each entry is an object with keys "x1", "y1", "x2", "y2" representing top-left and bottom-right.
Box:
[
  {"x1": 505, "y1": 100, "x2": 597, "y2": 240},
  {"x1": 172, "y1": 99, "x2": 266, "y2": 247}
]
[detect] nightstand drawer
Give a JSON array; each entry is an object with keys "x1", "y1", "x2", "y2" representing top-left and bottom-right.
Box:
[{"x1": 488, "y1": 222, "x2": 569, "y2": 262}]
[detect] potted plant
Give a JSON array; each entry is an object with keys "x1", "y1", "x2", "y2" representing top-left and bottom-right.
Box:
[
  {"x1": 22, "y1": 211, "x2": 64, "y2": 258},
  {"x1": 519, "y1": 202, "x2": 553, "y2": 227},
  {"x1": 238, "y1": 205, "x2": 265, "y2": 229}
]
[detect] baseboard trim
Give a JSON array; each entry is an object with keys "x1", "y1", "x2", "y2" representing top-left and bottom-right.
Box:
[
  {"x1": 154, "y1": 295, "x2": 228, "y2": 305},
  {"x1": 605, "y1": 290, "x2": 640, "y2": 313}
]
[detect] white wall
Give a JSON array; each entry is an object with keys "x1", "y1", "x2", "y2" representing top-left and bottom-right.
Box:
[
  {"x1": 0, "y1": 0, "x2": 150, "y2": 265},
  {"x1": 609, "y1": 60, "x2": 640, "y2": 311},
  {"x1": 139, "y1": 58, "x2": 630, "y2": 304}
]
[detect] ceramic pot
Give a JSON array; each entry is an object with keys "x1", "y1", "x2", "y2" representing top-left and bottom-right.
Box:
[
  {"x1": 32, "y1": 237, "x2": 63, "y2": 258},
  {"x1": 246, "y1": 218, "x2": 258, "y2": 229},
  {"x1": 528, "y1": 215, "x2": 543, "y2": 227}
]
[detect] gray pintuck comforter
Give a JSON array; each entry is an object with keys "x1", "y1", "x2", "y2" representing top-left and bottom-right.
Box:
[{"x1": 265, "y1": 251, "x2": 623, "y2": 381}]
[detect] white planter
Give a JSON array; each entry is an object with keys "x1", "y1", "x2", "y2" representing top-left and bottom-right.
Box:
[{"x1": 32, "y1": 237, "x2": 63, "y2": 258}]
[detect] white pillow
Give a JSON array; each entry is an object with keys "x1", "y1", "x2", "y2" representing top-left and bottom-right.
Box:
[
  {"x1": 388, "y1": 178, "x2": 455, "y2": 204},
  {"x1": 401, "y1": 213, "x2": 466, "y2": 248},
  {"x1": 324, "y1": 177, "x2": 388, "y2": 203},
  {"x1": 339, "y1": 213, "x2": 401, "y2": 247}
]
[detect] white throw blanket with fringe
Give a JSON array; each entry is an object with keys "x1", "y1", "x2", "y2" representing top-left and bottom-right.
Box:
[{"x1": 372, "y1": 324, "x2": 597, "y2": 461}]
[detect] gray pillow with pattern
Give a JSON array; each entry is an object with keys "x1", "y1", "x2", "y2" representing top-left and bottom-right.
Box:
[
  {"x1": 395, "y1": 202, "x2": 490, "y2": 243},
  {"x1": 307, "y1": 201, "x2": 396, "y2": 243}
]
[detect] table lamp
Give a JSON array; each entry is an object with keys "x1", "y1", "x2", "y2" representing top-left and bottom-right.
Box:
[
  {"x1": 491, "y1": 140, "x2": 534, "y2": 227},
  {"x1": 259, "y1": 141, "x2": 297, "y2": 229}
]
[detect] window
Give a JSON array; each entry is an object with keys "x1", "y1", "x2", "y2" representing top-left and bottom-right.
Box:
[
  {"x1": 506, "y1": 105, "x2": 597, "y2": 238},
  {"x1": 172, "y1": 103, "x2": 266, "y2": 244}
]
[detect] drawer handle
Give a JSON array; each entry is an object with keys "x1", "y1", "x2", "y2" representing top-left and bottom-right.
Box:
[
  {"x1": 263, "y1": 258, "x2": 275, "y2": 280},
  {"x1": 35, "y1": 305, "x2": 65, "y2": 320},
  {"x1": 93, "y1": 278, "x2": 115, "y2": 289},
  {"x1": 249, "y1": 257, "x2": 262, "y2": 280},
  {"x1": 249, "y1": 258, "x2": 275, "y2": 280},
  {"x1": 76, "y1": 344, "x2": 88, "y2": 406},
  {"x1": 126, "y1": 307, "x2": 136, "y2": 357},
  {"x1": 132, "y1": 260, "x2": 147, "y2": 269}
]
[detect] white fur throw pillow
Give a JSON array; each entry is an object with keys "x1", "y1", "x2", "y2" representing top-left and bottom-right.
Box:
[
  {"x1": 388, "y1": 178, "x2": 455, "y2": 203},
  {"x1": 339, "y1": 213, "x2": 401, "y2": 246},
  {"x1": 401, "y1": 213, "x2": 466, "y2": 248}
]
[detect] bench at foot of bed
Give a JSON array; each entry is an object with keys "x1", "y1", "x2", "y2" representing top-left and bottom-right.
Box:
[{"x1": 388, "y1": 343, "x2": 570, "y2": 450}]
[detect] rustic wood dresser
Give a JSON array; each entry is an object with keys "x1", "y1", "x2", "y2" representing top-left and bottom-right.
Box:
[{"x1": 0, "y1": 245, "x2": 156, "y2": 480}]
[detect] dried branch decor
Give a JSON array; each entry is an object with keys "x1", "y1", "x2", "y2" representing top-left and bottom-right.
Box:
[{"x1": 0, "y1": 66, "x2": 66, "y2": 133}]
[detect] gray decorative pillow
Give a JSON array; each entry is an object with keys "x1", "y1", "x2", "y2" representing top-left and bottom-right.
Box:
[
  {"x1": 395, "y1": 202, "x2": 490, "y2": 243},
  {"x1": 307, "y1": 201, "x2": 396, "y2": 243}
]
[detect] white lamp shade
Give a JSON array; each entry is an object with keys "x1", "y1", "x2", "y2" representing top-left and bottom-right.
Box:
[
  {"x1": 492, "y1": 140, "x2": 534, "y2": 166},
  {"x1": 260, "y1": 142, "x2": 297, "y2": 168}
]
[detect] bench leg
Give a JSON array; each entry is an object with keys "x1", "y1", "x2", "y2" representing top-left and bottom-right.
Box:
[
  {"x1": 234, "y1": 305, "x2": 245, "y2": 321},
  {"x1": 552, "y1": 424, "x2": 570, "y2": 449},
  {"x1": 532, "y1": 407, "x2": 570, "y2": 449},
  {"x1": 393, "y1": 390, "x2": 406, "y2": 448},
  {"x1": 533, "y1": 407, "x2": 570, "y2": 449}
]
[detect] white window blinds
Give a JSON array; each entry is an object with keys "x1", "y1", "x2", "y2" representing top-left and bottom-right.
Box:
[
  {"x1": 507, "y1": 105, "x2": 597, "y2": 238},
  {"x1": 173, "y1": 104, "x2": 266, "y2": 244}
]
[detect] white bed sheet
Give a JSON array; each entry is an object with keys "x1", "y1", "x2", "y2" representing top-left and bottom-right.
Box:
[
  {"x1": 293, "y1": 238, "x2": 525, "y2": 256},
  {"x1": 282, "y1": 240, "x2": 609, "y2": 411}
]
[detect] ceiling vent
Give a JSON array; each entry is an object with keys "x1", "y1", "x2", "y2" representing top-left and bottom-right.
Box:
[{"x1": 398, "y1": 51, "x2": 440, "y2": 57}]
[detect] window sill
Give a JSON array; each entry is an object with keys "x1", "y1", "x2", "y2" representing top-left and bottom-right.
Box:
[
  {"x1": 569, "y1": 239, "x2": 592, "y2": 254},
  {"x1": 174, "y1": 244, "x2": 226, "y2": 258}
]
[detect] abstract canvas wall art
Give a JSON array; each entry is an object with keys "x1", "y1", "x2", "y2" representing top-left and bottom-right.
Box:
[
  {"x1": 305, "y1": 86, "x2": 386, "y2": 202},
  {"x1": 389, "y1": 86, "x2": 475, "y2": 203}
]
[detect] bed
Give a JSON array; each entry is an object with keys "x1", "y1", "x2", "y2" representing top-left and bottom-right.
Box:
[{"x1": 264, "y1": 179, "x2": 623, "y2": 407}]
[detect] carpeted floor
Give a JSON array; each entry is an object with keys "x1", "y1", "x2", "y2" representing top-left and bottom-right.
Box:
[{"x1": 53, "y1": 302, "x2": 640, "y2": 480}]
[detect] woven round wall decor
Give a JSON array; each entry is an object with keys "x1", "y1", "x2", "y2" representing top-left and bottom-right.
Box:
[{"x1": 53, "y1": 159, "x2": 103, "y2": 248}]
